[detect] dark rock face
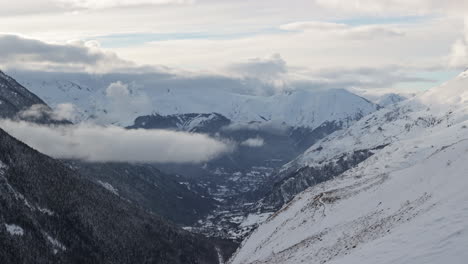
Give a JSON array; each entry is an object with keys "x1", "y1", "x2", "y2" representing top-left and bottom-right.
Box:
[
  {"x1": 64, "y1": 161, "x2": 216, "y2": 226},
  {"x1": 128, "y1": 113, "x2": 231, "y2": 134},
  {"x1": 259, "y1": 145, "x2": 388, "y2": 211},
  {"x1": 290, "y1": 120, "x2": 349, "y2": 150},
  {"x1": 0, "y1": 128, "x2": 221, "y2": 264}
]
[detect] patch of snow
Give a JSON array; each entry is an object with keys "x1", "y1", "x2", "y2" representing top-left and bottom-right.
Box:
[
  {"x1": 240, "y1": 213, "x2": 273, "y2": 228},
  {"x1": 5, "y1": 224, "x2": 24, "y2": 236},
  {"x1": 37, "y1": 207, "x2": 54, "y2": 216},
  {"x1": 45, "y1": 233, "x2": 66, "y2": 254},
  {"x1": 97, "y1": 180, "x2": 119, "y2": 196},
  {"x1": 216, "y1": 246, "x2": 225, "y2": 264}
]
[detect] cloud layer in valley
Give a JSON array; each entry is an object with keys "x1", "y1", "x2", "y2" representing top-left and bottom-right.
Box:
[
  {"x1": 0, "y1": 120, "x2": 232, "y2": 163},
  {"x1": 241, "y1": 137, "x2": 265, "y2": 148}
]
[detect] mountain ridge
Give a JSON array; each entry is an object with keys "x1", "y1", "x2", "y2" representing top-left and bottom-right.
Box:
[{"x1": 10, "y1": 70, "x2": 379, "y2": 128}]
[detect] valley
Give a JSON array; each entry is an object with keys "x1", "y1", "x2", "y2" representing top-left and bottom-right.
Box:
[
  {"x1": 3, "y1": 2, "x2": 468, "y2": 263},
  {"x1": 0, "y1": 68, "x2": 467, "y2": 264}
]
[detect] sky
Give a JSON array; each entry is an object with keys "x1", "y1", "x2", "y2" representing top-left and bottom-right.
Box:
[
  {"x1": 1, "y1": 0, "x2": 468, "y2": 163},
  {"x1": 1, "y1": 0, "x2": 468, "y2": 94}
]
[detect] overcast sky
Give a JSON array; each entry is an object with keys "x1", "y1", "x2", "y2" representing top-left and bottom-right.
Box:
[{"x1": 2, "y1": 0, "x2": 468, "y2": 92}]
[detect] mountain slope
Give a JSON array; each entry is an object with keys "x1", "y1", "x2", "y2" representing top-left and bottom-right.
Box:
[
  {"x1": 65, "y1": 161, "x2": 216, "y2": 226},
  {"x1": 128, "y1": 113, "x2": 231, "y2": 133},
  {"x1": 0, "y1": 70, "x2": 225, "y2": 263},
  {"x1": 229, "y1": 71, "x2": 468, "y2": 264},
  {"x1": 0, "y1": 127, "x2": 222, "y2": 263}
]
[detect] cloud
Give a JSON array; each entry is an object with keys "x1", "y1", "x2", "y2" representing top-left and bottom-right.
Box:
[
  {"x1": 313, "y1": 0, "x2": 468, "y2": 16},
  {"x1": 280, "y1": 21, "x2": 348, "y2": 32},
  {"x1": 18, "y1": 103, "x2": 77, "y2": 122},
  {"x1": 294, "y1": 66, "x2": 438, "y2": 90},
  {"x1": 240, "y1": 137, "x2": 265, "y2": 148},
  {"x1": 0, "y1": 119, "x2": 232, "y2": 163},
  {"x1": 56, "y1": 0, "x2": 194, "y2": 10},
  {"x1": 0, "y1": 1, "x2": 67, "y2": 16},
  {"x1": 0, "y1": 0, "x2": 194, "y2": 16},
  {"x1": 280, "y1": 21, "x2": 404, "y2": 39},
  {"x1": 226, "y1": 54, "x2": 289, "y2": 94},
  {"x1": 106, "y1": 81, "x2": 130, "y2": 97},
  {"x1": 101, "y1": 81, "x2": 152, "y2": 124},
  {"x1": 54, "y1": 103, "x2": 78, "y2": 121},
  {"x1": 0, "y1": 34, "x2": 133, "y2": 72},
  {"x1": 449, "y1": 18, "x2": 468, "y2": 68},
  {"x1": 228, "y1": 54, "x2": 287, "y2": 79}
]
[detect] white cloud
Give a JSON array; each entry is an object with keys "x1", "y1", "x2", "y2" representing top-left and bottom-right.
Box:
[
  {"x1": 0, "y1": 0, "x2": 195, "y2": 16},
  {"x1": 56, "y1": 0, "x2": 194, "y2": 10},
  {"x1": 18, "y1": 104, "x2": 52, "y2": 120},
  {"x1": 0, "y1": 120, "x2": 232, "y2": 163},
  {"x1": 449, "y1": 18, "x2": 468, "y2": 68},
  {"x1": 241, "y1": 137, "x2": 265, "y2": 148},
  {"x1": 280, "y1": 21, "x2": 348, "y2": 32},
  {"x1": 106, "y1": 81, "x2": 130, "y2": 97},
  {"x1": 226, "y1": 54, "x2": 289, "y2": 94},
  {"x1": 102, "y1": 81, "x2": 152, "y2": 124},
  {"x1": 54, "y1": 103, "x2": 78, "y2": 121},
  {"x1": 280, "y1": 21, "x2": 404, "y2": 39},
  {"x1": 112, "y1": 16, "x2": 458, "y2": 76},
  {"x1": 304, "y1": 66, "x2": 437, "y2": 89},
  {"x1": 0, "y1": 1, "x2": 464, "y2": 93},
  {"x1": 314, "y1": 0, "x2": 468, "y2": 16},
  {"x1": 18, "y1": 103, "x2": 77, "y2": 122},
  {"x1": 228, "y1": 54, "x2": 287, "y2": 79}
]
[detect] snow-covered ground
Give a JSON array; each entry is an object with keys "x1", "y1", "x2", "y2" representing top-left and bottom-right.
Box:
[{"x1": 229, "y1": 71, "x2": 468, "y2": 264}]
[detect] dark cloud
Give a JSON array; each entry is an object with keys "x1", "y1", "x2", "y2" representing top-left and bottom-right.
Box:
[{"x1": 0, "y1": 35, "x2": 132, "y2": 72}]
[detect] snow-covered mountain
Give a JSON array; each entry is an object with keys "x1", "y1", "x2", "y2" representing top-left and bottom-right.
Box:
[
  {"x1": 375, "y1": 93, "x2": 408, "y2": 107},
  {"x1": 8, "y1": 70, "x2": 382, "y2": 244},
  {"x1": 9, "y1": 71, "x2": 378, "y2": 128},
  {"x1": 229, "y1": 71, "x2": 468, "y2": 264}
]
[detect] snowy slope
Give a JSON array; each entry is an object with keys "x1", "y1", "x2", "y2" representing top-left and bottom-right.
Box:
[
  {"x1": 143, "y1": 88, "x2": 377, "y2": 129},
  {"x1": 375, "y1": 93, "x2": 408, "y2": 107},
  {"x1": 229, "y1": 71, "x2": 468, "y2": 264},
  {"x1": 10, "y1": 71, "x2": 378, "y2": 127}
]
